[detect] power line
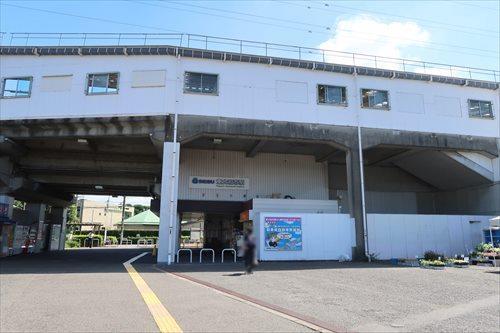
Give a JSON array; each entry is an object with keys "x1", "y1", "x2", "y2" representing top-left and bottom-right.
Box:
[
  {"x1": 450, "y1": 1, "x2": 500, "y2": 11},
  {"x1": 2, "y1": 2, "x2": 498, "y2": 60},
  {"x1": 155, "y1": 0, "x2": 498, "y2": 55},
  {"x1": 278, "y1": 0, "x2": 500, "y2": 37},
  {"x1": 1, "y1": 3, "x2": 182, "y2": 33}
]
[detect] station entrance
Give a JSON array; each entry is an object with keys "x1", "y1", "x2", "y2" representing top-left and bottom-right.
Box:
[{"x1": 177, "y1": 200, "x2": 251, "y2": 262}]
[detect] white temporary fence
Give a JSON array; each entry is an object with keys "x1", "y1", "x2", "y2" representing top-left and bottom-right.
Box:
[
  {"x1": 221, "y1": 248, "x2": 236, "y2": 263},
  {"x1": 255, "y1": 212, "x2": 355, "y2": 261},
  {"x1": 83, "y1": 238, "x2": 100, "y2": 247},
  {"x1": 367, "y1": 214, "x2": 492, "y2": 260},
  {"x1": 177, "y1": 248, "x2": 193, "y2": 263},
  {"x1": 199, "y1": 248, "x2": 215, "y2": 263}
]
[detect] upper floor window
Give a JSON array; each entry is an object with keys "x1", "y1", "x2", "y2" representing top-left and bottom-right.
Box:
[
  {"x1": 361, "y1": 89, "x2": 390, "y2": 110},
  {"x1": 184, "y1": 72, "x2": 218, "y2": 95},
  {"x1": 86, "y1": 73, "x2": 119, "y2": 95},
  {"x1": 317, "y1": 85, "x2": 347, "y2": 106},
  {"x1": 468, "y1": 99, "x2": 493, "y2": 119},
  {"x1": 2, "y1": 77, "x2": 32, "y2": 98}
]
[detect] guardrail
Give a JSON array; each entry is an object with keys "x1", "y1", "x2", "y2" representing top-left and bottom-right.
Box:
[
  {"x1": 199, "y1": 248, "x2": 215, "y2": 263},
  {"x1": 221, "y1": 248, "x2": 236, "y2": 263},
  {"x1": 1, "y1": 32, "x2": 498, "y2": 82},
  {"x1": 83, "y1": 237, "x2": 100, "y2": 247},
  {"x1": 177, "y1": 249, "x2": 193, "y2": 263},
  {"x1": 120, "y1": 239, "x2": 133, "y2": 245}
]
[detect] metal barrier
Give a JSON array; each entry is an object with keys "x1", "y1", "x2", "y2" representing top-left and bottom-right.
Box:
[
  {"x1": 83, "y1": 237, "x2": 100, "y2": 247},
  {"x1": 177, "y1": 249, "x2": 193, "y2": 263},
  {"x1": 147, "y1": 239, "x2": 155, "y2": 245},
  {"x1": 121, "y1": 239, "x2": 133, "y2": 245},
  {"x1": 199, "y1": 248, "x2": 215, "y2": 263},
  {"x1": 221, "y1": 248, "x2": 236, "y2": 263}
]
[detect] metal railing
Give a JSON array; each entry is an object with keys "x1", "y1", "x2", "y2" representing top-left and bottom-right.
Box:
[
  {"x1": 221, "y1": 248, "x2": 236, "y2": 263},
  {"x1": 1, "y1": 32, "x2": 498, "y2": 82}
]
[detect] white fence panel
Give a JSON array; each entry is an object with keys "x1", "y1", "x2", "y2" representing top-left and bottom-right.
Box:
[{"x1": 367, "y1": 214, "x2": 492, "y2": 259}]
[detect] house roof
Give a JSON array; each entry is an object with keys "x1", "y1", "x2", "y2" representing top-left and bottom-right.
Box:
[{"x1": 122, "y1": 210, "x2": 159, "y2": 225}]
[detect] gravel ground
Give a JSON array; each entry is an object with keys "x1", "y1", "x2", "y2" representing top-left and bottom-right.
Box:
[{"x1": 167, "y1": 261, "x2": 500, "y2": 332}]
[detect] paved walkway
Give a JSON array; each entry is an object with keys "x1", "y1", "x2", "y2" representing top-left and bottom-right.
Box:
[
  {"x1": 2, "y1": 248, "x2": 499, "y2": 332},
  {"x1": 0, "y1": 248, "x2": 309, "y2": 332}
]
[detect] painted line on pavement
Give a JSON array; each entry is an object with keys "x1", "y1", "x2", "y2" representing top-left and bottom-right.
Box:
[
  {"x1": 155, "y1": 265, "x2": 345, "y2": 333},
  {"x1": 124, "y1": 253, "x2": 182, "y2": 333}
]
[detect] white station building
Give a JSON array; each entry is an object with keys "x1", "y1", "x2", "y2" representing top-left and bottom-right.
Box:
[{"x1": 0, "y1": 33, "x2": 499, "y2": 263}]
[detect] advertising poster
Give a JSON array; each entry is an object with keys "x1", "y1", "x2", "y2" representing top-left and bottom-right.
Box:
[{"x1": 264, "y1": 217, "x2": 302, "y2": 251}]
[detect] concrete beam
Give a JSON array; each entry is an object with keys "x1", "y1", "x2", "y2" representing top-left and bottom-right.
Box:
[
  {"x1": 7, "y1": 177, "x2": 73, "y2": 207},
  {"x1": 0, "y1": 116, "x2": 168, "y2": 139},
  {"x1": 177, "y1": 115, "x2": 356, "y2": 150},
  {"x1": 362, "y1": 128, "x2": 498, "y2": 157},
  {"x1": 246, "y1": 140, "x2": 266, "y2": 158},
  {"x1": 316, "y1": 149, "x2": 343, "y2": 163}
]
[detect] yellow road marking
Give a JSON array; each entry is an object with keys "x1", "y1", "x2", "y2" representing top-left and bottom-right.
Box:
[{"x1": 124, "y1": 253, "x2": 182, "y2": 333}]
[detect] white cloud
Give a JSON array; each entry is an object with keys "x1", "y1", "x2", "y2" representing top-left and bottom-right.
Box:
[{"x1": 318, "y1": 16, "x2": 430, "y2": 70}]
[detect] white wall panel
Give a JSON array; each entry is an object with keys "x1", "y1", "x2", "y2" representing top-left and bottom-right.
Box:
[
  {"x1": 255, "y1": 212, "x2": 353, "y2": 261},
  {"x1": 131, "y1": 70, "x2": 166, "y2": 88},
  {"x1": 0, "y1": 55, "x2": 498, "y2": 138},
  {"x1": 40, "y1": 75, "x2": 72, "y2": 92},
  {"x1": 178, "y1": 149, "x2": 328, "y2": 201},
  {"x1": 432, "y1": 96, "x2": 462, "y2": 117},
  {"x1": 367, "y1": 214, "x2": 492, "y2": 259}
]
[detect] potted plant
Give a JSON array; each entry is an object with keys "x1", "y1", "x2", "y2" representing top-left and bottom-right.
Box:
[
  {"x1": 447, "y1": 258, "x2": 469, "y2": 268},
  {"x1": 420, "y1": 259, "x2": 446, "y2": 270}
]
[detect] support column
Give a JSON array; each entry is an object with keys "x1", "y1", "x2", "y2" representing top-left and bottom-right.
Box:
[
  {"x1": 26, "y1": 203, "x2": 47, "y2": 253},
  {"x1": 51, "y1": 207, "x2": 68, "y2": 250},
  {"x1": 345, "y1": 148, "x2": 366, "y2": 260},
  {"x1": 157, "y1": 141, "x2": 180, "y2": 264}
]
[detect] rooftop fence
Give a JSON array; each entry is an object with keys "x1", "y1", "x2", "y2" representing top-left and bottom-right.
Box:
[{"x1": 1, "y1": 32, "x2": 498, "y2": 83}]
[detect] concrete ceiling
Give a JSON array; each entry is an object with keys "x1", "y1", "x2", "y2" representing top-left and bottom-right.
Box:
[{"x1": 393, "y1": 150, "x2": 493, "y2": 191}]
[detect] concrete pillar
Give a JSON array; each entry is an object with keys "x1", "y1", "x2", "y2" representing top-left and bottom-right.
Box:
[
  {"x1": 51, "y1": 207, "x2": 68, "y2": 250},
  {"x1": 345, "y1": 148, "x2": 366, "y2": 260},
  {"x1": 157, "y1": 142, "x2": 180, "y2": 264},
  {"x1": 26, "y1": 203, "x2": 46, "y2": 253}
]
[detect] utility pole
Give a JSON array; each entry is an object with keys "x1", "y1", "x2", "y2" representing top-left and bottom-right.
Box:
[{"x1": 119, "y1": 196, "x2": 126, "y2": 245}]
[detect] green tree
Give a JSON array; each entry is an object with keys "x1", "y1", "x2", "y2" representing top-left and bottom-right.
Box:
[
  {"x1": 66, "y1": 204, "x2": 78, "y2": 224},
  {"x1": 133, "y1": 204, "x2": 149, "y2": 215},
  {"x1": 13, "y1": 200, "x2": 25, "y2": 210}
]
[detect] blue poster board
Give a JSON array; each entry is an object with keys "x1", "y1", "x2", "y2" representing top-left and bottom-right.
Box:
[{"x1": 264, "y1": 217, "x2": 302, "y2": 251}]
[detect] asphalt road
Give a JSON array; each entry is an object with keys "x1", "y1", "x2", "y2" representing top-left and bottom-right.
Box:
[
  {"x1": 0, "y1": 248, "x2": 309, "y2": 332},
  {"x1": 2, "y1": 249, "x2": 499, "y2": 332}
]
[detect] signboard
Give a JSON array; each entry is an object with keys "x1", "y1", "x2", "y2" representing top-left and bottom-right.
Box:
[
  {"x1": 0, "y1": 203, "x2": 8, "y2": 218},
  {"x1": 189, "y1": 176, "x2": 249, "y2": 190},
  {"x1": 264, "y1": 217, "x2": 302, "y2": 251}
]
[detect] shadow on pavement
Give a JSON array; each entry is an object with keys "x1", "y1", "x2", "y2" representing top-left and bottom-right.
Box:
[
  {"x1": 161, "y1": 260, "x2": 406, "y2": 274},
  {"x1": 0, "y1": 247, "x2": 156, "y2": 275}
]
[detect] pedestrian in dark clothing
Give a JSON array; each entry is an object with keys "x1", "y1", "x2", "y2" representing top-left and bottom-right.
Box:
[{"x1": 243, "y1": 230, "x2": 257, "y2": 274}]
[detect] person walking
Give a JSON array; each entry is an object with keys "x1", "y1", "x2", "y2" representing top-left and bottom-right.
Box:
[{"x1": 243, "y1": 229, "x2": 257, "y2": 274}]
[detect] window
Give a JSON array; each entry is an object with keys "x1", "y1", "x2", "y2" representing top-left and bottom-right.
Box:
[
  {"x1": 361, "y1": 89, "x2": 390, "y2": 109},
  {"x1": 468, "y1": 99, "x2": 494, "y2": 119},
  {"x1": 184, "y1": 72, "x2": 218, "y2": 95},
  {"x1": 318, "y1": 85, "x2": 347, "y2": 105},
  {"x1": 86, "y1": 73, "x2": 119, "y2": 95},
  {"x1": 2, "y1": 77, "x2": 32, "y2": 98}
]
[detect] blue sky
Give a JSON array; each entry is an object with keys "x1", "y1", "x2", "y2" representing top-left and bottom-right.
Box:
[
  {"x1": 1, "y1": 0, "x2": 498, "y2": 205},
  {"x1": 1, "y1": 0, "x2": 499, "y2": 71}
]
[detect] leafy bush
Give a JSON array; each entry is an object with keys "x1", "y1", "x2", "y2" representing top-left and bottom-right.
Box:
[
  {"x1": 448, "y1": 259, "x2": 468, "y2": 266},
  {"x1": 65, "y1": 240, "x2": 80, "y2": 248},
  {"x1": 475, "y1": 243, "x2": 493, "y2": 252},
  {"x1": 106, "y1": 236, "x2": 118, "y2": 245},
  {"x1": 70, "y1": 234, "x2": 104, "y2": 246},
  {"x1": 424, "y1": 251, "x2": 444, "y2": 261},
  {"x1": 420, "y1": 259, "x2": 445, "y2": 267}
]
